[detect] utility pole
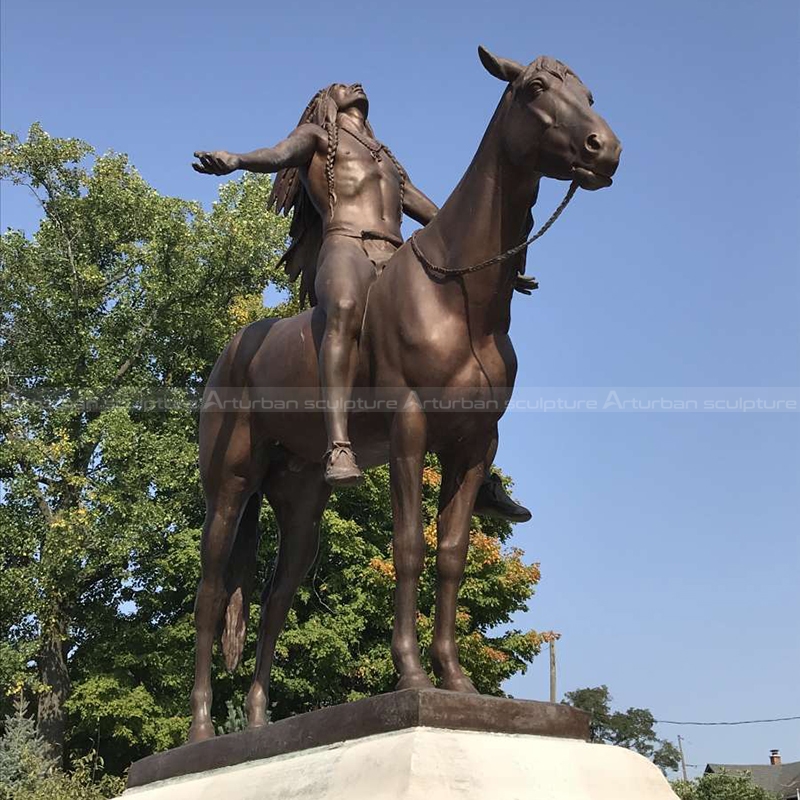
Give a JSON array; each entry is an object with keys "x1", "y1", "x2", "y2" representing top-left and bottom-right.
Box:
[
  {"x1": 677, "y1": 735, "x2": 689, "y2": 783},
  {"x1": 549, "y1": 640, "x2": 557, "y2": 703}
]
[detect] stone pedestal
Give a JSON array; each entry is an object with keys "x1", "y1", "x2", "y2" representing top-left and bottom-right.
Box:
[{"x1": 119, "y1": 689, "x2": 677, "y2": 799}]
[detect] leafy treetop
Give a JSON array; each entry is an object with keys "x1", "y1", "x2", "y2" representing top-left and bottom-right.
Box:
[{"x1": 563, "y1": 685, "x2": 681, "y2": 774}]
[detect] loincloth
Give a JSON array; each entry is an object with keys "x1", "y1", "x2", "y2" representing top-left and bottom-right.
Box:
[{"x1": 326, "y1": 228, "x2": 402, "y2": 273}]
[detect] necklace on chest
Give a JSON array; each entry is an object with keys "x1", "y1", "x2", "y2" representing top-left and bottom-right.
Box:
[{"x1": 340, "y1": 122, "x2": 385, "y2": 162}]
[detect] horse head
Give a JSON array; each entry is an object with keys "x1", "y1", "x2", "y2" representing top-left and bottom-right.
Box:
[{"x1": 478, "y1": 46, "x2": 621, "y2": 191}]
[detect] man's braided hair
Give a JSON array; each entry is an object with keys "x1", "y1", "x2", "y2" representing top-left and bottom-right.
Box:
[{"x1": 269, "y1": 85, "x2": 393, "y2": 306}]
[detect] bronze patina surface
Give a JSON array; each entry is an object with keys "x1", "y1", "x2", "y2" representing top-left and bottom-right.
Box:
[
  {"x1": 186, "y1": 46, "x2": 621, "y2": 743},
  {"x1": 129, "y1": 689, "x2": 590, "y2": 788}
]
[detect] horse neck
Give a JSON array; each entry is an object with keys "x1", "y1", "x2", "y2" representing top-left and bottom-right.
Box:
[{"x1": 416, "y1": 92, "x2": 541, "y2": 332}]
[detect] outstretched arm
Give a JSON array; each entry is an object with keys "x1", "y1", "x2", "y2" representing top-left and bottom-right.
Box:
[
  {"x1": 192, "y1": 124, "x2": 322, "y2": 176},
  {"x1": 402, "y1": 178, "x2": 439, "y2": 225}
]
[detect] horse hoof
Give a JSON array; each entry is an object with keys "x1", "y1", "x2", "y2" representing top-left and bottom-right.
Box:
[
  {"x1": 187, "y1": 721, "x2": 215, "y2": 743},
  {"x1": 440, "y1": 673, "x2": 479, "y2": 694},
  {"x1": 247, "y1": 713, "x2": 269, "y2": 730},
  {"x1": 395, "y1": 671, "x2": 434, "y2": 691}
]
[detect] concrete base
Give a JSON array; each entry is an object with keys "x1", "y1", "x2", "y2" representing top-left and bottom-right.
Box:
[{"x1": 120, "y1": 726, "x2": 678, "y2": 799}]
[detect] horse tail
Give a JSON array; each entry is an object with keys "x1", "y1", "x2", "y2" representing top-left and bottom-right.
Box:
[{"x1": 220, "y1": 494, "x2": 262, "y2": 673}]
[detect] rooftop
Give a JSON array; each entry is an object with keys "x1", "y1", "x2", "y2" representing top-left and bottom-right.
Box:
[{"x1": 705, "y1": 758, "x2": 800, "y2": 798}]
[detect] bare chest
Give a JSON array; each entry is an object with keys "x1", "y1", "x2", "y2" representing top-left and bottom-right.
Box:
[{"x1": 333, "y1": 143, "x2": 400, "y2": 195}]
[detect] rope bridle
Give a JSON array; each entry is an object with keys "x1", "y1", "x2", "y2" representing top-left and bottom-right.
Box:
[{"x1": 410, "y1": 180, "x2": 579, "y2": 277}]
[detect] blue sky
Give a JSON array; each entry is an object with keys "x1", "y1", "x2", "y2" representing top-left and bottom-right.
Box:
[{"x1": 2, "y1": 0, "x2": 798, "y2": 777}]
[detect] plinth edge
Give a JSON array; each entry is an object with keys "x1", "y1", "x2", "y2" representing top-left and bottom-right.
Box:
[{"x1": 127, "y1": 689, "x2": 589, "y2": 788}]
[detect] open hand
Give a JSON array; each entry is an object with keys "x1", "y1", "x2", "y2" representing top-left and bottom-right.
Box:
[
  {"x1": 513, "y1": 274, "x2": 539, "y2": 295},
  {"x1": 192, "y1": 151, "x2": 240, "y2": 175}
]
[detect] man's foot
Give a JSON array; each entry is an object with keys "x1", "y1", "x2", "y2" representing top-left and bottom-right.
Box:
[
  {"x1": 324, "y1": 442, "x2": 363, "y2": 486},
  {"x1": 473, "y1": 472, "x2": 532, "y2": 523}
]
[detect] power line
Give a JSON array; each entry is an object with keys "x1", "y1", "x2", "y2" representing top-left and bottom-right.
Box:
[{"x1": 657, "y1": 715, "x2": 800, "y2": 726}]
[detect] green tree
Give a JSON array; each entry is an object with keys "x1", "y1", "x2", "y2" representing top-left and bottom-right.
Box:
[
  {"x1": 0, "y1": 123, "x2": 292, "y2": 765},
  {"x1": 672, "y1": 770, "x2": 781, "y2": 800},
  {"x1": 0, "y1": 694, "x2": 123, "y2": 800},
  {"x1": 7, "y1": 761, "x2": 123, "y2": 800},
  {"x1": 1, "y1": 124, "x2": 548, "y2": 778},
  {"x1": 564, "y1": 685, "x2": 681, "y2": 774},
  {"x1": 0, "y1": 694, "x2": 52, "y2": 793}
]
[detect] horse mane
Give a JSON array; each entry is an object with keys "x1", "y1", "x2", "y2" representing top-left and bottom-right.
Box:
[
  {"x1": 268, "y1": 85, "x2": 378, "y2": 307},
  {"x1": 527, "y1": 56, "x2": 580, "y2": 83}
]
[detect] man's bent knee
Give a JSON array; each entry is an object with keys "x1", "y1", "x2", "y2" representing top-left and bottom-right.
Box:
[{"x1": 325, "y1": 296, "x2": 363, "y2": 337}]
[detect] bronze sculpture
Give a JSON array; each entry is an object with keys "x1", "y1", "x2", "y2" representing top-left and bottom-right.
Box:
[
  {"x1": 193, "y1": 82, "x2": 530, "y2": 521},
  {"x1": 187, "y1": 46, "x2": 620, "y2": 743}
]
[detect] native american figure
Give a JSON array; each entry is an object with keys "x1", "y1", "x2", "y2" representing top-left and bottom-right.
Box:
[{"x1": 193, "y1": 83, "x2": 531, "y2": 518}]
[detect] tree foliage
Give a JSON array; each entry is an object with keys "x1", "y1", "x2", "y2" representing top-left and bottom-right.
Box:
[
  {"x1": 0, "y1": 122, "x2": 292, "y2": 766},
  {"x1": 0, "y1": 695, "x2": 123, "y2": 799},
  {"x1": 0, "y1": 124, "x2": 548, "y2": 781},
  {"x1": 563, "y1": 685, "x2": 681, "y2": 774},
  {"x1": 0, "y1": 695, "x2": 52, "y2": 792},
  {"x1": 672, "y1": 771, "x2": 782, "y2": 800}
]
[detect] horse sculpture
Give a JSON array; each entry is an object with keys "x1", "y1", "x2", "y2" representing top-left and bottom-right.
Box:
[{"x1": 188, "y1": 45, "x2": 621, "y2": 742}]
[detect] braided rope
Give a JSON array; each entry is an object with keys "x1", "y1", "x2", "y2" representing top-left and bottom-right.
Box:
[{"x1": 410, "y1": 181, "x2": 579, "y2": 277}]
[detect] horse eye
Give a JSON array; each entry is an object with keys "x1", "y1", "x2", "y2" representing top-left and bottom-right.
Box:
[{"x1": 529, "y1": 79, "x2": 547, "y2": 95}]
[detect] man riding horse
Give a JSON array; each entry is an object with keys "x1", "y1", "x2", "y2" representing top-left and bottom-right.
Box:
[{"x1": 193, "y1": 82, "x2": 530, "y2": 521}]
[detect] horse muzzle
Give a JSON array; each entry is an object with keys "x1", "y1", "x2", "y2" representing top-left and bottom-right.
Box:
[{"x1": 571, "y1": 164, "x2": 614, "y2": 190}]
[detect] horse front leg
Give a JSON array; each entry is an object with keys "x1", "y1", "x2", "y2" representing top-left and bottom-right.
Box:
[
  {"x1": 389, "y1": 394, "x2": 434, "y2": 690},
  {"x1": 431, "y1": 431, "x2": 496, "y2": 692}
]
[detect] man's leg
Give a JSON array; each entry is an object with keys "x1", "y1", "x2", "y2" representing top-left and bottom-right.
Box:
[
  {"x1": 471, "y1": 425, "x2": 531, "y2": 522},
  {"x1": 315, "y1": 236, "x2": 376, "y2": 486}
]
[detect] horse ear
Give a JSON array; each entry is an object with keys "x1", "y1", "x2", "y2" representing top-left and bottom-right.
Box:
[{"x1": 478, "y1": 45, "x2": 524, "y2": 83}]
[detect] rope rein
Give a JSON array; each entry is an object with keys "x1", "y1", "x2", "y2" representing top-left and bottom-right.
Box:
[{"x1": 410, "y1": 180, "x2": 579, "y2": 277}]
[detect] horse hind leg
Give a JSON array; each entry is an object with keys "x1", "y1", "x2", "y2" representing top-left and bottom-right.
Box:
[
  {"x1": 188, "y1": 400, "x2": 269, "y2": 743},
  {"x1": 188, "y1": 477, "x2": 257, "y2": 743},
  {"x1": 246, "y1": 458, "x2": 330, "y2": 728}
]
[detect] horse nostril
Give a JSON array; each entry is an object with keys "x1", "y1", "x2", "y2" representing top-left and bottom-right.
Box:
[{"x1": 585, "y1": 133, "x2": 603, "y2": 154}]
